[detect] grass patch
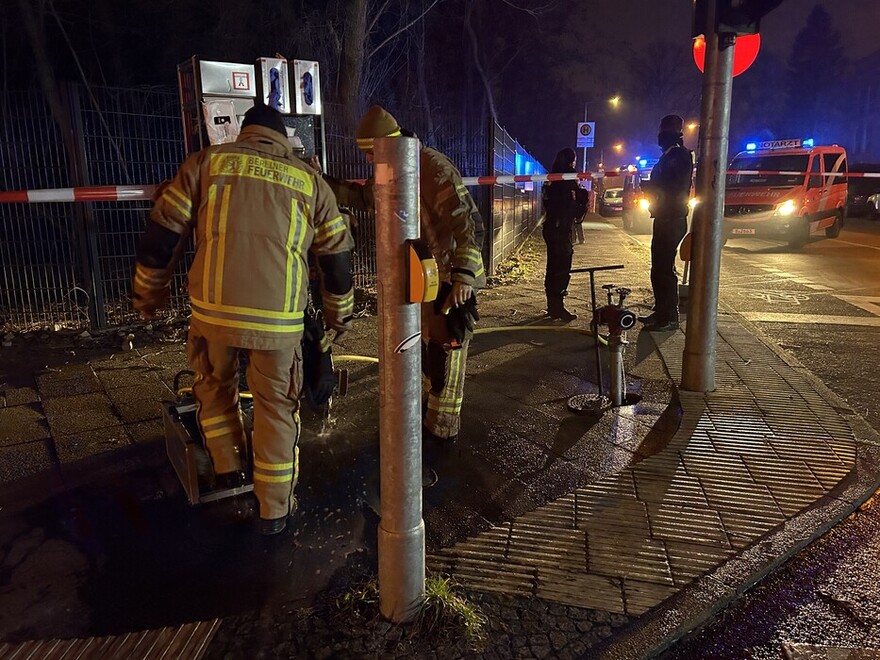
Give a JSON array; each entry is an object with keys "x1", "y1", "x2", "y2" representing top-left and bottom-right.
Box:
[{"x1": 336, "y1": 576, "x2": 488, "y2": 645}]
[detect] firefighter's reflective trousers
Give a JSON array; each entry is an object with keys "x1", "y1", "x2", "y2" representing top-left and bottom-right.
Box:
[
  {"x1": 187, "y1": 329, "x2": 302, "y2": 520},
  {"x1": 421, "y1": 303, "x2": 470, "y2": 439}
]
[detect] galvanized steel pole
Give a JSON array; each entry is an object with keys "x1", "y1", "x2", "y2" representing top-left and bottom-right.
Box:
[
  {"x1": 682, "y1": 10, "x2": 735, "y2": 392},
  {"x1": 374, "y1": 135, "x2": 426, "y2": 623}
]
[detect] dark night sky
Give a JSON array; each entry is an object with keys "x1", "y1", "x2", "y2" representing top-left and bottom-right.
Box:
[
  {"x1": 505, "y1": 0, "x2": 878, "y2": 166},
  {"x1": 4, "y1": 0, "x2": 876, "y2": 168}
]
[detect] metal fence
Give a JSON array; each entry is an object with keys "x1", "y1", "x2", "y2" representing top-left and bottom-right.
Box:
[{"x1": 0, "y1": 85, "x2": 544, "y2": 332}]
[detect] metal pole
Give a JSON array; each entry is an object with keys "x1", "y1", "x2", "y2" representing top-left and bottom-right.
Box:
[
  {"x1": 582, "y1": 102, "x2": 589, "y2": 172},
  {"x1": 681, "y1": 6, "x2": 735, "y2": 393},
  {"x1": 589, "y1": 271, "x2": 603, "y2": 396},
  {"x1": 609, "y1": 337, "x2": 624, "y2": 406},
  {"x1": 374, "y1": 136, "x2": 426, "y2": 623}
]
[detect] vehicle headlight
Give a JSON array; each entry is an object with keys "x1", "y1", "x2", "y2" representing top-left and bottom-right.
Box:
[
  {"x1": 775, "y1": 199, "x2": 797, "y2": 216},
  {"x1": 688, "y1": 198, "x2": 698, "y2": 209},
  {"x1": 639, "y1": 198, "x2": 650, "y2": 211}
]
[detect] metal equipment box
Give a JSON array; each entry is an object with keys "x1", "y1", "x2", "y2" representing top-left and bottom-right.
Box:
[{"x1": 162, "y1": 399, "x2": 254, "y2": 505}]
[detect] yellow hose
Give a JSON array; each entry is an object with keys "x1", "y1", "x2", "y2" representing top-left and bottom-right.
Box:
[{"x1": 334, "y1": 355, "x2": 380, "y2": 364}]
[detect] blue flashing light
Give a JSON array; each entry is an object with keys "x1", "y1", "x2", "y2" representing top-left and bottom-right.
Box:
[
  {"x1": 802, "y1": 137, "x2": 814, "y2": 148},
  {"x1": 745, "y1": 142, "x2": 758, "y2": 151},
  {"x1": 638, "y1": 158, "x2": 648, "y2": 167}
]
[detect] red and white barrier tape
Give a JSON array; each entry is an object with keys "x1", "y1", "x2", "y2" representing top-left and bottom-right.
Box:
[
  {"x1": 2, "y1": 169, "x2": 879, "y2": 204},
  {"x1": 0, "y1": 185, "x2": 158, "y2": 204}
]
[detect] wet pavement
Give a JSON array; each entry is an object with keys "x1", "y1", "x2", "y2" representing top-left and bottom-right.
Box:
[{"x1": 1, "y1": 216, "x2": 879, "y2": 658}]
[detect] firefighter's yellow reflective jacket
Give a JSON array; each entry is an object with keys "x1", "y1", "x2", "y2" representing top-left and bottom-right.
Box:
[
  {"x1": 135, "y1": 125, "x2": 353, "y2": 350},
  {"x1": 325, "y1": 145, "x2": 486, "y2": 288}
]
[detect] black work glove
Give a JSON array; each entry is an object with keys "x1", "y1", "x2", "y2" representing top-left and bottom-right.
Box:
[
  {"x1": 445, "y1": 295, "x2": 479, "y2": 346},
  {"x1": 302, "y1": 316, "x2": 336, "y2": 409}
]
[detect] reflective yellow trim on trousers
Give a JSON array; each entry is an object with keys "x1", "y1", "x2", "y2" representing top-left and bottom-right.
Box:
[
  {"x1": 214, "y1": 185, "x2": 231, "y2": 304},
  {"x1": 203, "y1": 185, "x2": 218, "y2": 302},
  {"x1": 254, "y1": 458, "x2": 294, "y2": 471},
  {"x1": 201, "y1": 411, "x2": 240, "y2": 427},
  {"x1": 253, "y1": 473, "x2": 294, "y2": 484},
  {"x1": 191, "y1": 308, "x2": 303, "y2": 333},
  {"x1": 203, "y1": 426, "x2": 238, "y2": 439}
]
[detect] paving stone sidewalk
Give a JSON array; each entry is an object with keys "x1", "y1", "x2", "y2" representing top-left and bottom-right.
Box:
[{"x1": 0, "y1": 217, "x2": 878, "y2": 659}]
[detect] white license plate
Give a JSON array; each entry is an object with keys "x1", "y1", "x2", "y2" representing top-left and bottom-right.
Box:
[{"x1": 731, "y1": 228, "x2": 756, "y2": 235}]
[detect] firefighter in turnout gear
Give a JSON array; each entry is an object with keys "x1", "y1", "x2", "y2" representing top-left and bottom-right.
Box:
[
  {"x1": 132, "y1": 104, "x2": 354, "y2": 535},
  {"x1": 316, "y1": 105, "x2": 485, "y2": 442}
]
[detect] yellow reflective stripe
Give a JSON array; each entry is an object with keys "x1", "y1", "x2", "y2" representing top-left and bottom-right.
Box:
[
  {"x1": 356, "y1": 129, "x2": 401, "y2": 150},
  {"x1": 253, "y1": 473, "x2": 293, "y2": 484},
  {"x1": 161, "y1": 189, "x2": 191, "y2": 220},
  {"x1": 190, "y1": 297, "x2": 304, "y2": 320},
  {"x1": 201, "y1": 412, "x2": 239, "y2": 427},
  {"x1": 203, "y1": 427, "x2": 237, "y2": 439},
  {"x1": 319, "y1": 335, "x2": 331, "y2": 352},
  {"x1": 204, "y1": 185, "x2": 218, "y2": 301},
  {"x1": 314, "y1": 216, "x2": 346, "y2": 243},
  {"x1": 253, "y1": 458, "x2": 294, "y2": 471},
  {"x1": 214, "y1": 185, "x2": 231, "y2": 303},
  {"x1": 288, "y1": 201, "x2": 308, "y2": 313},
  {"x1": 135, "y1": 264, "x2": 168, "y2": 282},
  {"x1": 191, "y1": 308, "x2": 303, "y2": 333},
  {"x1": 474, "y1": 265, "x2": 486, "y2": 277},
  {"x1": 323, "y1": 291, "x2": 354, "y2": 315},
  {"x1": 134, "y1": 271, "x2": 168, "y2": 290},
  {"x1": 163, "y1": 185, "x2": 192, "y2": 216},
  {"x1": 284, "y1": 201, "x2": 298, "y2": 313},
  {"x1": 209, "y1": 153, "x2": 314, "y2": 195}
]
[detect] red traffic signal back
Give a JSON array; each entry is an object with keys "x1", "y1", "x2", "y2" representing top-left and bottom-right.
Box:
[{"x1": 693, "y1": 0, "x2": 785, "y2": 36}]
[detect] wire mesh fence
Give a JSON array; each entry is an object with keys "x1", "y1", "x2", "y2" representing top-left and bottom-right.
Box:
[{"x1": 1, "y1": 85, "x2": 545, "y2": 332}]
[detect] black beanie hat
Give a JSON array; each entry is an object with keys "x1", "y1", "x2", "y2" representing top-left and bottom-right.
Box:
[
  {"x1": 241, "y1": 104, "x2": 287, "y2": 137},
  {"x1": 659, "y1": 114, "x2": 684, "y2": 134}
]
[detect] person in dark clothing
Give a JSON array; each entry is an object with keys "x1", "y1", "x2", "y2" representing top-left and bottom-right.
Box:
[
  {"x1": 640, "y1": 114, "x2": 694, "y2": 332},
  {"x1": 541, "y1": 147, "x2": 581, "y2": 322}
]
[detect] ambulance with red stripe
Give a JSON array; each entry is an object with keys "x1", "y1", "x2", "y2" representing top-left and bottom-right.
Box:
[{"x1": 723, "y1": 138, "x2": 847, "y2": 249}]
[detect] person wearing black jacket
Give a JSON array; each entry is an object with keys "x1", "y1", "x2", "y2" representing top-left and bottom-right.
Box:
[
  {"x1": 640, "y1": 115, "x2": 694, "y2": 332},
  {"x1": 541, "y1": 147, "x2": 581, "y2": 322}
]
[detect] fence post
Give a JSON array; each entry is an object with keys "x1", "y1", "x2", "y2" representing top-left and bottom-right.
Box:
[
  {"x1": 374, "y1": 135, "x2": 426, "y2": 623},
  {"x1": 63, "y1": 82, "x2": 106, "y2": 329},
  {"x1": 485, "y1": 116, "x2": 496, "y2": 275}
]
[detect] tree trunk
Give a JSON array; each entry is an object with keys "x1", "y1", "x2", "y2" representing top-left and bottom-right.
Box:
[
  {"x1": 15, "y1": 0, "x2": 75, "y2": 160},
  {"x1": 416, "y1": 6, "x2": 434, "y2": 140},
  {"x1": 338, "y1": 0, "x2": 368, "y2": 130}
]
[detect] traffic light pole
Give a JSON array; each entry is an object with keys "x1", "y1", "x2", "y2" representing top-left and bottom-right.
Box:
[
  {"x1": 682, "y1": 9, "x2": 735, "y2": 392},
  {"x1": 374, "y1": 136, "x2": 426, "y2": 623}
]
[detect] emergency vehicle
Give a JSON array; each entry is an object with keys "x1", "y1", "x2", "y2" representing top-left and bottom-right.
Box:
[{"x1": 724, "y1": 138, "x2": 847, "y2": 249}]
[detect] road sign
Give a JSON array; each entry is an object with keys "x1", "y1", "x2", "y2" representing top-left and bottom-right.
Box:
[
  {"x1": 693, "y1": 33, "x2": 761, "y2": 77},
  {"x1": 577, "y1": 122, "x2": 595, "y2": 148}
]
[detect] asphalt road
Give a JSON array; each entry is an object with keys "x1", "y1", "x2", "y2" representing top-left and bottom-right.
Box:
[{"x1": 621, "y1": 214, "x2": 880, "y2": 657}]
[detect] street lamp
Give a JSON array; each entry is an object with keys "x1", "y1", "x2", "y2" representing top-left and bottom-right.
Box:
[
  {"x1": 581, "y1": 96, "x2": 623, "y2": 172},
  {"x1": 686, "y1": 121, "x2": 699, "y2": 131},
  {"x1": 613, "y1": 143, "x2": 624, "y2": 152}
]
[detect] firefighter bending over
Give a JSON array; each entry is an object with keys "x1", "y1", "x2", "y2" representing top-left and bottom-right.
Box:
[
  {"x1": 132, "y1": 104, "x2": 354, "y2": 536},
  {"x1": 315, "y1": 106, "x2": 485, "y2": 442}
]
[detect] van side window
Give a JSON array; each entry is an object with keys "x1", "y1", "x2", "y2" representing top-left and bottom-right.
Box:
[
  {"x1": 809, "y1": 156, "x2": 823, "y2": 189},
  {"x1": 823, "y1": 152, "x2": 847, "y2": 184}
]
